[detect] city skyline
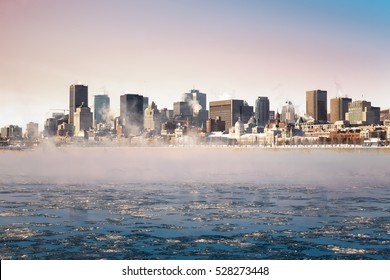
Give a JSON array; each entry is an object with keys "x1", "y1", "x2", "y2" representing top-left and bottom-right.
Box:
[{"x1": 1, "y1": 0, "x2": 390, "y2": 127}]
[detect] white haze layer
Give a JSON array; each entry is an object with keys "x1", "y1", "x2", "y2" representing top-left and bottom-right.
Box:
[{"x1": 1, "y1": 147, "x2": 389, "y2": 187}]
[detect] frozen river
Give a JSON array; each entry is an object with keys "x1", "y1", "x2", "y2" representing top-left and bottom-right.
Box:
[{"x1": 1, "y1": 147, "x2": 389, "y2": 259}]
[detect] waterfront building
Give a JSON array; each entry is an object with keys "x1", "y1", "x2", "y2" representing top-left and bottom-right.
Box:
[
  {"x1": 306, "y1": 90, "x2": 327, "y2": 123},
  {"x1": 345, "y1": 100, "x2": 380, "y2": 125},
  {"x1": 1, "y1": 125, "x2": 23, "y2": 140},
  {"x1": 206, "y1": 117, "x2": 226, "y2": 133},
  {"x1": 330, "y1": 97, "x2": 352, "y2": 123},
  {"x1": 255, "y1": 97, "x2": 270, "y2": 127}
]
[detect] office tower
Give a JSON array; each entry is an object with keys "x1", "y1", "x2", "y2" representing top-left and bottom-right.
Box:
[
  {"x1": 281, "y1": 101, "x2": 295, "y2": 124},
  {"x1": 209, "y1": 99, "x2": 253, "y2": 130},
  {"x1": 306, "y1": 89, "x2": 327, "y2": 123},
  {"x1": 255, "y1": 97, "x2": 270, "y2": 127},
  {"x1": 173, "y1": 101, "x2": 192, "y2": 118},
  {"x1": 330, "y1": 97, "x2": 352, "y2": 123},
  {"x1": 94, "y1": 94, "x2": 110, "y2": 127},
  {"x1": 44, "y1": 113, "x2": 64, "y2": 137},
  {"x1": 345, "y1": 100, "x2": 380, "y2": 125},
  {"x1": 144, "y1": 102, "x2": 161, "y2": 133},
  {"x1": 190, "y1": 89, "x2": 207, "y2": 110},
  {"x1": 120, "y1": 93, "x2": 144, "y2": 136},
  {"x1": 143, "y1": 96, "x2": 149, "y2": 112},
  {"x1": 74, "y1": 107, "x2": 93, "y2": 136},
  {"x1": 69, "y1": 84, "x2": 88, "y2": 127}
]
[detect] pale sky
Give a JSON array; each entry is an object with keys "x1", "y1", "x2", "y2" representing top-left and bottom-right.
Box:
[{"x1": 1, "y1": 0, "x2": 389, "y2": 128}]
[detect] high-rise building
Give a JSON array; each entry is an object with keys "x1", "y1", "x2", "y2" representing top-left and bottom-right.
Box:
[
  {"x1": 143, "y1": 96, "x2": 149, "y2": 112},
  {"x1": 209, "y1": 99, "x2": 253, "y2": 131},
  {"x1": 306, "y1": 89, "x2": 327, "y2": 123},
  {"x1": 74, "y1": 106, "x2": 93, "y2": 136},
  {"x1": 144, "y1": 102, "x2": 161, "y2": 133},
  {"x1": 281, "y1": 101, "x2": 295, "y2": 124},
  {"x1": 94, "y1": 94, "x2": 110, "y2": 127},
  {"x1": 173, "y1": 101, "x2": 192, "y2": 118},
  {"x1": 44, "y1": 113, "x2": 64, "y2": 137},
  {"x1": 120, "y1": 93, "x2": 144, "y2": 136},
  {"x1": 69, "y1": 84, "x2": 88, "y2": 127},
  {"x1": 345, "y1": 100, "x2": 380, "y2": 125},
  {"x1": 254, "y1": 97, "x2": 270, "y2": 127},
  {"x1": 190, "y1": 89, "x2": 206, "y2": 110},
  {"x1": 330, "y1": 97, "x2": 352, "y2": 123}
]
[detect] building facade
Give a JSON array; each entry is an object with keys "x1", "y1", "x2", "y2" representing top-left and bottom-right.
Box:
[
  {"x1": 345, "y1": 100, "x2": 380, "y2": 125},
  {"x1": 330, "y1": 97, "x2": 352, "y2": 123},
  {"x1": 26, "y1": 122, "x2": 39, "y2": 139},
  {"x1": 69, "y1": 84, "x2": 88, "y2": 127},
  {"x1": 281, "y1": 101, "x2": 295, "y2": 124},
  {"x1": 209, "y1": 99, "x2": 253, "y2": 131},
  {"x1": 143, "y1": 96, "x2": 149, "y2": 112},
  {"x1": 306, "y1": 89, "x2": 327, "y2": 123},
  {"x1": 144, "y1": 102, "x2": 161, "y2": 133},
  {"x1": 120, "y1": 93, "x2": 144, "y2": 136},
  {"x1": 74, "y1": 106, "x2": 93, "y2": 136},
  {"x1": 255, "y1": 96, "x2": 270, "y2": 127},
  {"x1": 173, "y1": 101, "x2": 192, "y2": 118},
  {"x1": 190, "y1": 89, "x2": 207, "y2": 110},
  {"x1": 94, "y1": 94, "x2": 110, "y2": 128},
  {"x1": 1, "y1": 125, "x2": 23, "y2": 140}
]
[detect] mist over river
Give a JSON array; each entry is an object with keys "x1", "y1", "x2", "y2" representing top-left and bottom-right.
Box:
[{"x1": 1, "y1": 147, "x2": 390, "y2": 259}]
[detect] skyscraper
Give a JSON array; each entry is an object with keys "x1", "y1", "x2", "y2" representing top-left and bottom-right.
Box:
[
  {"x1": 74, "y1": 106, "x2": 93, "y2": 136},
  {"x1": 143, "y1": 96, "x2": 149, "y2": 112},
  {"x1": 330, "y1": 97, "x2": 352, "y2": 123},
  {"x1": 254, "y1": 96, "x2": 270, "y2": 127},
  {"x1": 120, "y1": 93, "x2": 144, "y2": 136},
  {"x1": 190, "y1": 89, "x2": 206, "y2": 110},
  {"x1": 94, "y1": 94, "x2": 110, "y2": 127},
  {"x1": 144, "y1": 102, "x2": 161, "y2": 133},
  {"x1": 306, "y1": 90, "x2": 327, "y2": 123},
  {"x1": 69, "y1": 84, "x2": 88, "y2": 127},
  {"x1": 281, "y1": 101, "x2": 295, "y2": 124}
]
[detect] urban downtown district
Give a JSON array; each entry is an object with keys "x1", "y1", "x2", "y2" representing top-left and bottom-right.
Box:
[{"x1": 1, "y1": 85, "x2": 390, "y2": 149}]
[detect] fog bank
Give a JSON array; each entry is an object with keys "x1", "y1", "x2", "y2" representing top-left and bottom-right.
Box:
[{"x1": 1, "y1": 147, "x2": 389, "y2": 187}]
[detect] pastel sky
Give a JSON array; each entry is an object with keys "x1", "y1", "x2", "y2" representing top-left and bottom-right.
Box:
[{"x1": 1, "y1": 0, "x2": 389, "y2": 128}]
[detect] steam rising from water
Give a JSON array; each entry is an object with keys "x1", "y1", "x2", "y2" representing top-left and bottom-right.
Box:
[
  {"x1": 1, "y1": 147, "x2": 389, "y2": 187},
  {"x1": 1, "y1": 147, "x2": 390, "y2": 260}
]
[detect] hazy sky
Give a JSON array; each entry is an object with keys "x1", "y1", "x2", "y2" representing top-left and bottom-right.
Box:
[{"x1": 1, "y1": 0, "x2": 389, "y2": 128}]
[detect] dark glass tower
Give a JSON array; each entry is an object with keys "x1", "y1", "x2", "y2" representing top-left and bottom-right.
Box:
[
  {"x1": 255, "y1": 96, "x2": 270, "y2": 127},
  {"x1": 94, "y1": 94, "x2": 110, "y2": 127},
  {"x1": 120, "y1": 93, "x2": 144, "y2": 136},
  {"x1": 69, "y1": 84, "x2": 88, "y2": 126}
]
